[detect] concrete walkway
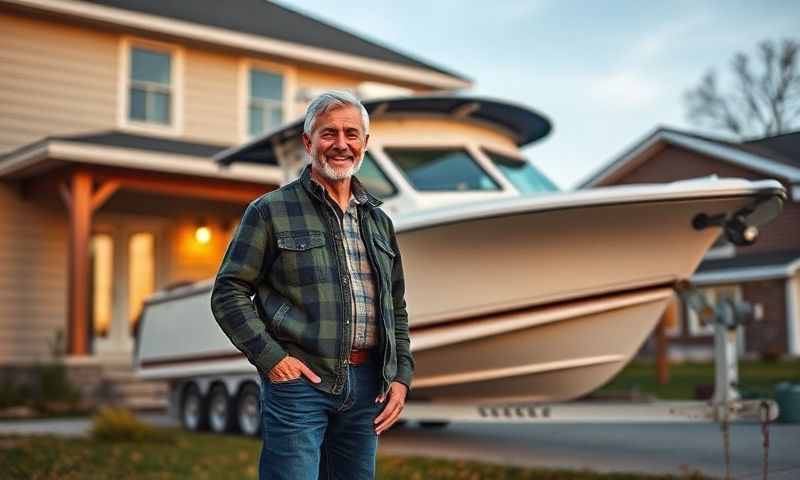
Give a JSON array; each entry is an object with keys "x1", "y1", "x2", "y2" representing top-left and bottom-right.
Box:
[{"x1": 0, "y1": 413, "x2": 177, "y2": 437}]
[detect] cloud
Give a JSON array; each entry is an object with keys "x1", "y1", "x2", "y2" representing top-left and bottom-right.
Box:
[{"x1": 587, "y1": 71, "x2": 662, "y2": 109}]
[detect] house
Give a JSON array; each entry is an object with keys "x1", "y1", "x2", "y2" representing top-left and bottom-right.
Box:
[
  {"x1": 0, "y1": 0, "x2": 470, "y2": 406},
  {"x1": 578, "y1": 127, "x2": 800, "y2": 360}
]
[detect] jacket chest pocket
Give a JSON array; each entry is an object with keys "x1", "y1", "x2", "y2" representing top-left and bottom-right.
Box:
[
  {"x1": 276, "y1": 231, "x2": 331, "y2": 286},
  {"x1": 373, "y1": 235, "x2": 396, "y2": 288}
]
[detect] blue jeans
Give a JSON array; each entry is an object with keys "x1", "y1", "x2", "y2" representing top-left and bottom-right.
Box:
[{"x1": 258, "y1": 354, "x2": 385, "y2": 480}]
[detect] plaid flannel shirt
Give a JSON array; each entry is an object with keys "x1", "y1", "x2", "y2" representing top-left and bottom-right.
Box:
[
  {"x1": 322, "y1": 188, "x2": 378, "y2": 350},
  {"x1": 210, "y1": 164, "x2": 414, "y2": 396}
]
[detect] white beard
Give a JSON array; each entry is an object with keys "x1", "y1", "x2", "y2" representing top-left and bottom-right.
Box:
[{"x1": 313, "y1": 154, "x2": 364, "y2": 181}]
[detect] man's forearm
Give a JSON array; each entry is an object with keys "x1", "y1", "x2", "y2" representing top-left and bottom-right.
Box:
[{"x1": 210, "y1": 277, "x2": 287, "y2": 374}]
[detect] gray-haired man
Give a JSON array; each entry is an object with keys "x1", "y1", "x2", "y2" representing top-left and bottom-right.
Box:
[{"x1": 211, "y1": 90, "x2": 414, "y2": 479}]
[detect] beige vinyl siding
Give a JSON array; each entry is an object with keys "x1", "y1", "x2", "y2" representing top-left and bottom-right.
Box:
[
  {"x1": 0, "y1": 13, "x2": 118, "y2": 153},
  {"x1": 0, "y1": 183, "x2": 68, "y2": 363},
  {"x1": 183, "y1": 49, "x2": 240, "y2": 145},
  {"x1": 0, "y1": 12, "x2": 434, "y2": 155}
]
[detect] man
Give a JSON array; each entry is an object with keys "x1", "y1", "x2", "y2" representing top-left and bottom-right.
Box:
[{"x1": 210, "y1": 90, "x2": 414, "y2": 480}]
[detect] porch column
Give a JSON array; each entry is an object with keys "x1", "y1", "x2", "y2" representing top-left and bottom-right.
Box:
[{"x1": 62, "y1": 171, "x2": 93, "y2": 355}]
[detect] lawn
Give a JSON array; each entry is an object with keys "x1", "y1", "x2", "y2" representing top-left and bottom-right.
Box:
[
  {"x1": 595, "y1": 359, "x2": 800, "y2": 400},
  {"x1": 0, "y1": 429, "x2": 711, "y2": 480}
]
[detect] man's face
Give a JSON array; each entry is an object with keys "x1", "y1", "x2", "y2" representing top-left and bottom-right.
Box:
[{"x1": 302, "y1": 104, "x2": 369, "y2": 181}]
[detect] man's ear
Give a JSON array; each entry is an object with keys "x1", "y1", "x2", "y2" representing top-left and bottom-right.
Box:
[
  {"x1": 364, "y1": 133, "x2": 370, "y2": 149},
  {"x1": 302, "y1": 132, "x2": 312, "y2": 154}
]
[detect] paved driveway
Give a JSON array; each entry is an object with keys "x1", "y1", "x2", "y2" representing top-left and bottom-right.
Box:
[{"x1": 378, "y1": 421, "x2": 800, "y2": 479}]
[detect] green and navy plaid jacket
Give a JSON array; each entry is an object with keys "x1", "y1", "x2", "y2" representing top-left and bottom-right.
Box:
[{"x1": 210, "y1": 164, "x2": 414, "y2": 396}]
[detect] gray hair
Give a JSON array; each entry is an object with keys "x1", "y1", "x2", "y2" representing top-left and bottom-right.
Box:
[{"x1": 303, "y1": 90, "x2": 370, "y2": 135}]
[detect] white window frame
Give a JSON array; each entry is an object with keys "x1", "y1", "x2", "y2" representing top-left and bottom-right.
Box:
[
  {"x1": 238, "y1": 58, "x2": 296, "y2": 143},
  {"x1": 118, "y1": 36, "x2": 184, "y2": 137}
]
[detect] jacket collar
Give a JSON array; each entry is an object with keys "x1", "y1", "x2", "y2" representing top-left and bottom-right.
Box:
[{"x1": 299, "y1": 163, "x2": 382, "y2": 209}]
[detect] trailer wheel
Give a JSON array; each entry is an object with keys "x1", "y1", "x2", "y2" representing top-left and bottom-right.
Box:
[
  {"x1": 181, "y1": 383, "x2": 208, "y2": 432},
  {"x1": 236, "y1": 383, "x2": 262, "y2": 437},
  {"x1": 208, "y1": 384, "x2": 236, "y2": 433}
]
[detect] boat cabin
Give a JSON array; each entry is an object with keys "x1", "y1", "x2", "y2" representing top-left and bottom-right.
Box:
[{"x1": 215, "y1": 96, "x2": 558, "y2": 216}]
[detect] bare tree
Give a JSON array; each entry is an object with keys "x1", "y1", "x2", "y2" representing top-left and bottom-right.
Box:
[{"x1": 684, "y1": 38, "x2": 800, "y2": 139}]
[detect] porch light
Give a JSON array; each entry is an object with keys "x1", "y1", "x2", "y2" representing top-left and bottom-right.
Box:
[{"x1": 195, "y1": 220, "x2": 211, "y2": 245}]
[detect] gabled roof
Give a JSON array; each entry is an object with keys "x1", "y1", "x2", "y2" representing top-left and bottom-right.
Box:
[
  {"x1": 578, "y1": 127, "x2": 800, "y2": 188},
  {"x1": 85, "y1": 0, "x2": 467, "y2": 80},
  {"x1": 1, "y1": 0, "x2": 469, "y2": 90},
  {"x1": 744, "y1": 131, "x2": 800, "y2": 168}
]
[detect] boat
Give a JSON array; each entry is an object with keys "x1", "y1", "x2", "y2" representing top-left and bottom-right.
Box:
[{"x1": 135, "y1": 95, "x2": 786, "y2": 408}]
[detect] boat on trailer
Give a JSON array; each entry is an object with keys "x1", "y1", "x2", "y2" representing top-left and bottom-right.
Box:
[{"x1": 135, "y1": 95, "x2": 785, "y2": 433}]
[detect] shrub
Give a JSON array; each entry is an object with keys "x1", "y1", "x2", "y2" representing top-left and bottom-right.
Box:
[{"x1": 90, "y1": 407, "x2": 176, "y2": 444}]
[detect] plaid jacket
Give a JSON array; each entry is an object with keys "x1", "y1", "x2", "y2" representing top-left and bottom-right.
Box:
[{"x1": 210, "y1": 164, "x2": 414, "y2": 396}]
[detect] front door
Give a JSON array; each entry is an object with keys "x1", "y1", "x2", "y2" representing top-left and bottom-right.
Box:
[{"x1": 90, "y1": 215, "x2": 168, "y2": 361}]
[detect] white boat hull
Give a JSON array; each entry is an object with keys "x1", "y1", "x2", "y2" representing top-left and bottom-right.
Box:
[
  {"x1": 408, "y1": 287, "x2": 672, "y2": 403},
  {"x1": 136, "y1": 178, "x2": 784, "y2": 403}
]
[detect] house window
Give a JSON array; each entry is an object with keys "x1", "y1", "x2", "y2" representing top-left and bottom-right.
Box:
[
  {"x1": 128, "y1": 47, "x2": 173, "y2": 125},
  {"x1": 248, "y1": 69, "x2": 284, "y2": 136},
  {"x1": 129, "y1": 232, "x2": 155, "y2": 336},
  {"x1": 90, "y1": 234, "x2": 114, "y2": 339},
  {"x1": 384, "y1": 148, "x2": 501, "y2": 192}
]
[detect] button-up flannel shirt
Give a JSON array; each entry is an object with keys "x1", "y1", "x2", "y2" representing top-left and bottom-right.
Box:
[{"x1": 319, "y1": 187, "x2": 378, "y2": 350}]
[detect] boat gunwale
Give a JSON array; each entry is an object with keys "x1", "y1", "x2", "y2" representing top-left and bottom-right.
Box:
[{"x1": 394, "y1": 179, "x2": 785, "y2": 234}]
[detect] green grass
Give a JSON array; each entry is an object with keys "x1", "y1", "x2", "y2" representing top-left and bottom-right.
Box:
[
  {"x1": 595, "y1": 359, "x2": 800, "y2": 400},
  {"x1": 0, "y1": 429, "x2": 711, "y2": 480}
]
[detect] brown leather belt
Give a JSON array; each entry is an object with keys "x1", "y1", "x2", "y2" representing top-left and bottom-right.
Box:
[{"x1": 348, "y1": 348, "x2": 371, "y2": 365}]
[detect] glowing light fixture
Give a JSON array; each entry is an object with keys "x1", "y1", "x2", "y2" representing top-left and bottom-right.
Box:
[{"x1": 195, "y1": 219, "x2": 211, "y2": 245}]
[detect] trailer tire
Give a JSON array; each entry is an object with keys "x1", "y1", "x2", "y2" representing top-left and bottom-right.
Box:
[
  {"x1": 236, "y1": 383, "x2": 262, "y2": 437},
  {"x1": 208, "y1": 384, "x2": 237, "y2": 433},
  {"x1": 181, "y1": 383, "x2": 208, "y2": 432}
]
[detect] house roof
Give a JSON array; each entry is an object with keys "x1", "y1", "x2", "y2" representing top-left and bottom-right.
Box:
[
  {"x1": 692, "y1": 248, "x2": 800, "y2": 285},
  {"x1": 49, "y1": 130, "x2": 230, "y2": 157},
  {"x1": 81, "y1": 0, "x2": 468, "y2": 82},
  {"x1": 214, "y1": 95, "x2": 553, "y2": 166},
  {"x1": 744, "y1": 131, "x2": 800, "y2": 168},
  {"x1": 1, "y1": 0, "x2": 468, "y2": 88},
  {"x1": 0, "y1": 130, "x2": 282, "y2": 184},
  {"x1": 578, "y1": 127, "x2": 800, "y2": 188}
]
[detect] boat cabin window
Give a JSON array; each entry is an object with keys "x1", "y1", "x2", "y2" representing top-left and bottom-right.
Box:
[
  {"x1": 355, "y1": 152, "x2": 397, "y2": 199},
  {"x1": 384, "y1": 148, "x2": 501, "y2": 192},
  {"x1": 483, "y1": 149, "x2": 559, "y2": 194}
]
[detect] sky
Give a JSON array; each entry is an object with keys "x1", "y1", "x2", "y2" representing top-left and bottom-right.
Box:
[{"x1": 279, "y1": 0, "x2": 800, "y2": 189}]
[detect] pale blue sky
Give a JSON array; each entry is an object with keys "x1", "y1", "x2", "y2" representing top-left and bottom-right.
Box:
[{"x1": 280, "y1": 0, "x2": 800, "y2": 189}]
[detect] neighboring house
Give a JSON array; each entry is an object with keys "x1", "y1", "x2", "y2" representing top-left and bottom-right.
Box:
[
  {"x1": 0, "y1": 0, "x2": 469, "y2": 404},
  {"x1": 579, "y1": 127, "x2": 800, "y2": 360}
]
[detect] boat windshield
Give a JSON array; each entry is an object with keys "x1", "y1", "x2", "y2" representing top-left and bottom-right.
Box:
[
  {"x1": 384, "y1": 148, "x2": 501, "y2": 192},
  {"x1": 356, "y1": 152, "x2": 397, "y2": 199},
  {"x1": 483, "y1": 149, "x2": 559, "y2": 194}
]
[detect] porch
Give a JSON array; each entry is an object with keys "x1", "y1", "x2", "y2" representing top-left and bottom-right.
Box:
[{"x1": 0, "y1": 131, "x2": 280, "y2": 407}]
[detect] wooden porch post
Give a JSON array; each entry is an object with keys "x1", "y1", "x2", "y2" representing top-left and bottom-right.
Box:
[
  {"x1": 59, "y1": 170, "x2": 123, "y2": 356},
  {"x1": 62, "y1": 171, "x2": 93, "y2": 356}
]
